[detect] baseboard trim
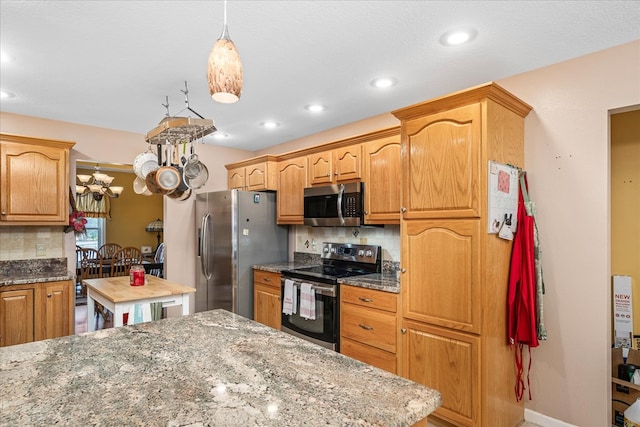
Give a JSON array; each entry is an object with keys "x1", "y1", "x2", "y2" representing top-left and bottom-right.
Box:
[{"x1": 525, "y1": 409, "x2": 578, "y2": 427}]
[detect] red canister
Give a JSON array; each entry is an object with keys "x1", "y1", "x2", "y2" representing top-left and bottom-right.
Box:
[{"x1": 130, "y1": 265, "x2": 145, "y2": 286}]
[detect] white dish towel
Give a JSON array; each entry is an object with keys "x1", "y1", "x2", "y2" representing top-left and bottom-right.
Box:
[
  {"x1": 127, "y1": 303, "x2": 152, "y2": 325},
  {"x1": 299, "y1": 282, "x2": 316, "y2": 320},
  {"x1": 282, "y1": 279, "x2": 297, "y2": 315}
]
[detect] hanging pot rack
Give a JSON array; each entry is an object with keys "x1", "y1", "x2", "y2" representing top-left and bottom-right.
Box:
[{"x1": 145, "y1": 81, "x2": 217, "y2": 146}]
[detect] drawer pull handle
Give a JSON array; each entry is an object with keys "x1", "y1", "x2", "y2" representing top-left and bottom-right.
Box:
[
  {"x1": 358, "y1": 297, "x2": 373, "y2": 303},
  {"x1": 264, "y1": 277, "x2": 271, "y2": 282},
  {"x1": 358, "y1": 323, "x2": 374, "y2": 331}
]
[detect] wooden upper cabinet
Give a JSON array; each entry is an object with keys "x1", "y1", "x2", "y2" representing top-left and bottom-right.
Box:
[
  {"x1": 401, "y1": 103, "x2": 481, "y2": 219},
  {"x1": 227, "y1": 167, "x2": 245, "y2": 190},
  {"x1": 225, "y1": 155, "x2": 278, "y2": 191},
  {"x1": 362, "y1": 130, "x2": 401, "y2": 224},
  {"x1": 1, "y1": 133, "x2": 74, "y2": 225},
  {"x1": 392, "y1": 82, "x2": 532, "y2": 221},
  {"x1": 277, "y1": 156, "x2": 307, "y2": 224},
  {"x1": 308, "y1": 145, "x2": 362, "y2": 185}
]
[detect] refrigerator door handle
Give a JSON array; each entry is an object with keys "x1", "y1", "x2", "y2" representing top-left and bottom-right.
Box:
[{"x1": 200, "y1": 213, "x2": 212, "y2": 280}]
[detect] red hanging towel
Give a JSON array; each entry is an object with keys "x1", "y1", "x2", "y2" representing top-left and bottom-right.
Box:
[{"x1": 507, "y1": 173, "x2": 539, "y2": 401}]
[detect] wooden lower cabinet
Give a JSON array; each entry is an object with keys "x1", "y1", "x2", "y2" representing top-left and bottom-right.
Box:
[
  {"x1": 402, "y1": 320, "x2": 480, "y2": 427},
  {"x1": 0, "y1": 280, "x2": 73, "y2": 347},
  {"x1": 253, "y1": 270, "x2": 281, "y2": 330},
  {"x1": 340, "y1": 285, "x2": 398, "y2": 374}
]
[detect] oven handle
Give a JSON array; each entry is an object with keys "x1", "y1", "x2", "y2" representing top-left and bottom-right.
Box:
[{"x1": 281, "y1": 278, "x2": 337, "y2": 298}]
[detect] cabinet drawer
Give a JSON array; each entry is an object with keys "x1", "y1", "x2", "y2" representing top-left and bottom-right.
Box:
[
  {"x1": 341, "y1": 285, "x2": 397, "y2": 312},
  {"x1": 341, "y1": 337, "x2": 396, "y2": 374},
  {"x1": 341, "y1": 303, "x2": 396, "y2": 353},
  {"x1": 254, "y1": 270, "x2": 281, "y2": 289}
]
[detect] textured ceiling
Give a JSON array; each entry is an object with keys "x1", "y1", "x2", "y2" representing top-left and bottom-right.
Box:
[{"x1": 1, "y1": 1, "x2": 638, "y2": 152}]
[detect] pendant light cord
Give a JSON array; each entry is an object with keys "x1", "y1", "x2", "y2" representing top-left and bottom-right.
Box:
[{"x1": 224, "y1": 0, "x2": 227, "y2": 26}]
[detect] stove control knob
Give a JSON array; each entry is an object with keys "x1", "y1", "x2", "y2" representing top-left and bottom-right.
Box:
[
  {"x1": 323, "y1": 247, "x2": 330, "y2": 253},
  {"x1": 358, "y1": 250, "x2": 365, "y2": 256},
  {"x1": 365, "y1": 250, "x2": 373, "y2": 257},
  {"x1": 330, "y1": 247, "x2": 336, "y2": 253}
]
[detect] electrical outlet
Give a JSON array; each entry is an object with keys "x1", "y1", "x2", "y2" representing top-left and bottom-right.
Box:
[{"x1": 36, "y1": 244, "x2": 46, "y2": 257}]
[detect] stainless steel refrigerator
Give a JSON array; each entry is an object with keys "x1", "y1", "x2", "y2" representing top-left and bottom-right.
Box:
[{"x1": 195, "y1": 190, "x2": 288, "y2": 318}]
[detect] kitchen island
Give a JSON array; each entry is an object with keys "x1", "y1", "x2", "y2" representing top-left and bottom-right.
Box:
[{"x1": 1, "y1": 309, "x2": 441, "y2": 426}]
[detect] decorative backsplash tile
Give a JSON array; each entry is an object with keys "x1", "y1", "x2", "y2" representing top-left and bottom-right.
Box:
[
  {"x1": 0, "y1": 227, "x2": 65, "y2": 261},
  {"x1": 293, "y1": 225, "x2": 401, "y2": 264}
]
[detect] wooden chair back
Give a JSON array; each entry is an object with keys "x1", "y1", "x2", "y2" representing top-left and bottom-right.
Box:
[
  {"x1": 98, "y1": 243, "x2": 122, "y2": 261},
  {"x1": 111, "y1": 246, "x2": 143, "y2": 277},
  {"x1": 78, "y1": 248, "x2": 103, "y2": 296}
]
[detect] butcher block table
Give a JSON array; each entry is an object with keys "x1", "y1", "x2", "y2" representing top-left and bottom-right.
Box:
[{"x1": 83, "y1": 275, "x2": 195, "y2": 330}]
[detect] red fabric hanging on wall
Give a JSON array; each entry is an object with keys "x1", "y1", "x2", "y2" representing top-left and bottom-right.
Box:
[{"x1": 507, "y1": 174, "x2": 539, "y2": 401}]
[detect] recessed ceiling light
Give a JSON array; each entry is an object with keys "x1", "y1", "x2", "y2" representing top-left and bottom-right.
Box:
[
  {"x1": 260, "y1": 121, "x2": 279, "y2": 129},
  {"x1": 212, "y1": 132, "x2": 229, "y2": 140},
  {"x1": 440, "y1": 29, "x2": 477, "y2": 46},
  {"x1": 370, "y1": 77, "x2": 397, "y2": 89},
  {"x1": 305, "y1": 104, "x2": 326, "y2": 113},
  {"x1": 0, "y1": 90, "x2": 15, "y2": 99}
]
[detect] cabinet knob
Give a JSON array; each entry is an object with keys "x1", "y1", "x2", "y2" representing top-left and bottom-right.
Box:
[
  {"x1": 1, "y1": 211, "x2": 5, "y2": 215},
  {"x1": 401, "y1": 268, "x2": 406, "y2": 273},
  {"x1": 401, "y1": 328, "x2": 407, "y2": 334},
  {"x1": 47, "y1": 294, "x2": 52, "y2": 298},
  {"x1": 364, "y1": 210, "x2": 369, "y2": 215},
  {"x1": 400, "y1": 207, "x2": 406, "y2": 213},
  {"x1": 334, "y1": 171, "x2": 338, "y2": 176}
]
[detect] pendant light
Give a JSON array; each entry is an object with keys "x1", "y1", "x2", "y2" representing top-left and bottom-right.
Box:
[{"x1": 207, "y1": 0, "x2": 243, "y2": 103}]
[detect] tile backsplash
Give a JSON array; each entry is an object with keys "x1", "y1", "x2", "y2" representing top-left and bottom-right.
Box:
[
  {"x1": 292, "y1": 224, "x2": 400, "y2": 263},
  {"x1": 0, "y1": 227, "x2": 65, "y2": 260}
]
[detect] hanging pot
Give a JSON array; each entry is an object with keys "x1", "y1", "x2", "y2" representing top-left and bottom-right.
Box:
[
  {"x1": 133, "y1": 176, "x2": 152, "y2": 196},
  {"x1": 155, "y1": 166, "x2": 181, "y2": 193},
  {"x1": 145, "y1": 170, "x2": 165, "y2": 195}
]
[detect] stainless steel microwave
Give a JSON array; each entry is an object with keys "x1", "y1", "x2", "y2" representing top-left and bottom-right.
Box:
[{"x1": 303, "y1": 182, "x2": 363, "y2": 227}]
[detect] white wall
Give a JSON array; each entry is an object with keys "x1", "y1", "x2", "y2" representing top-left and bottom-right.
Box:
[{"x1": 498, "y1": 40, "x2": 640, "y2": 426}]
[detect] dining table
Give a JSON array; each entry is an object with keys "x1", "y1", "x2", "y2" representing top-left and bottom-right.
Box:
[{"x1": 83, "y1": 275, "x2": 195, "y2": 331}]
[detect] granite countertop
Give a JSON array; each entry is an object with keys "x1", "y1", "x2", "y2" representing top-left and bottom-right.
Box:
[
  {"x1": 0, "y1": 258, "x2": 74, "y2": 286},
  {"x1": 0, "y1": 309, "x2": 441, "y2": 426}
]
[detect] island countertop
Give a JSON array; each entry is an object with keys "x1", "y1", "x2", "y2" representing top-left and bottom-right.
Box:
[{"x1": 1, "y1": 309, "x2": 441, "y2": 426}]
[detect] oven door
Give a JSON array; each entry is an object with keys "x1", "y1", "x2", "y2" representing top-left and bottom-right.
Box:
[{"x1": 280, "y1": 277, "x2": 338, "y2": 351}]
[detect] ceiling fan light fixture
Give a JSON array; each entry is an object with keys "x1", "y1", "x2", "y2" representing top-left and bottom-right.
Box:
[
  {"x1": 208, "y1": 0, "x2": 243, "y2": 104},
  {"x1": 212, "y1": 132, "x2": 229, "y2": 140}
]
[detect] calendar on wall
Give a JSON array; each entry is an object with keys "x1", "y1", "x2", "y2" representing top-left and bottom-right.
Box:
[{"x1": 487, "y1": 161, "x2": 520, "y2": 234}]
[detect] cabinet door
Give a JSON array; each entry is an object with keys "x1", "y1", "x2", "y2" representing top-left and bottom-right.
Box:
[
  {"x1": 277, "y1": 157, "x2": 307, "y2": 224},
  {"x1": 333, "y1": 145, "x2": 361, "y2": 182},
  {"x1": 0, "y1": 288, "x2": 34, "y2": 347},
  {"x1": 402, "y1": 103, "x2": 481, "y2": 219},
  {"x1": 1, "y1": 141, "x2": 70, "y2": 223},
  {"x1": 308, "y1": 151, "x2": 333, "y2": 185},
  {"x1": 37, "y1": 280, "x2": 73, "y2": 340},
  {"x1": 254, "y1": 283, "x2": 281, "y2": 330},
  {"x1": 363, "y1": 135, "x2": 401, "y2": 224},
  {"x1": 227, "y1": 167, "x2": 245, "y2": 190},
  {"x1": 402, "y1": 219, "x2": 480, "y2": 333},
  {"x1": 402, "y1": 320, "x2": 480, "y2": 427}
]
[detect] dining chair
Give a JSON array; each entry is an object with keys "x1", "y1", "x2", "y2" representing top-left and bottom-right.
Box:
[
  {"x1": 149, "y1": 243, "x2": 165, "y2": 278},
  {"x1": 111, "y1": 246, "x2": 143, "y2": 277},
  {"x1": 78, "y1": 248, "x2": 110, "y2": 322},
  {"x1": 98, "y1": 243, "x2": 122, "y2": 261}
]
